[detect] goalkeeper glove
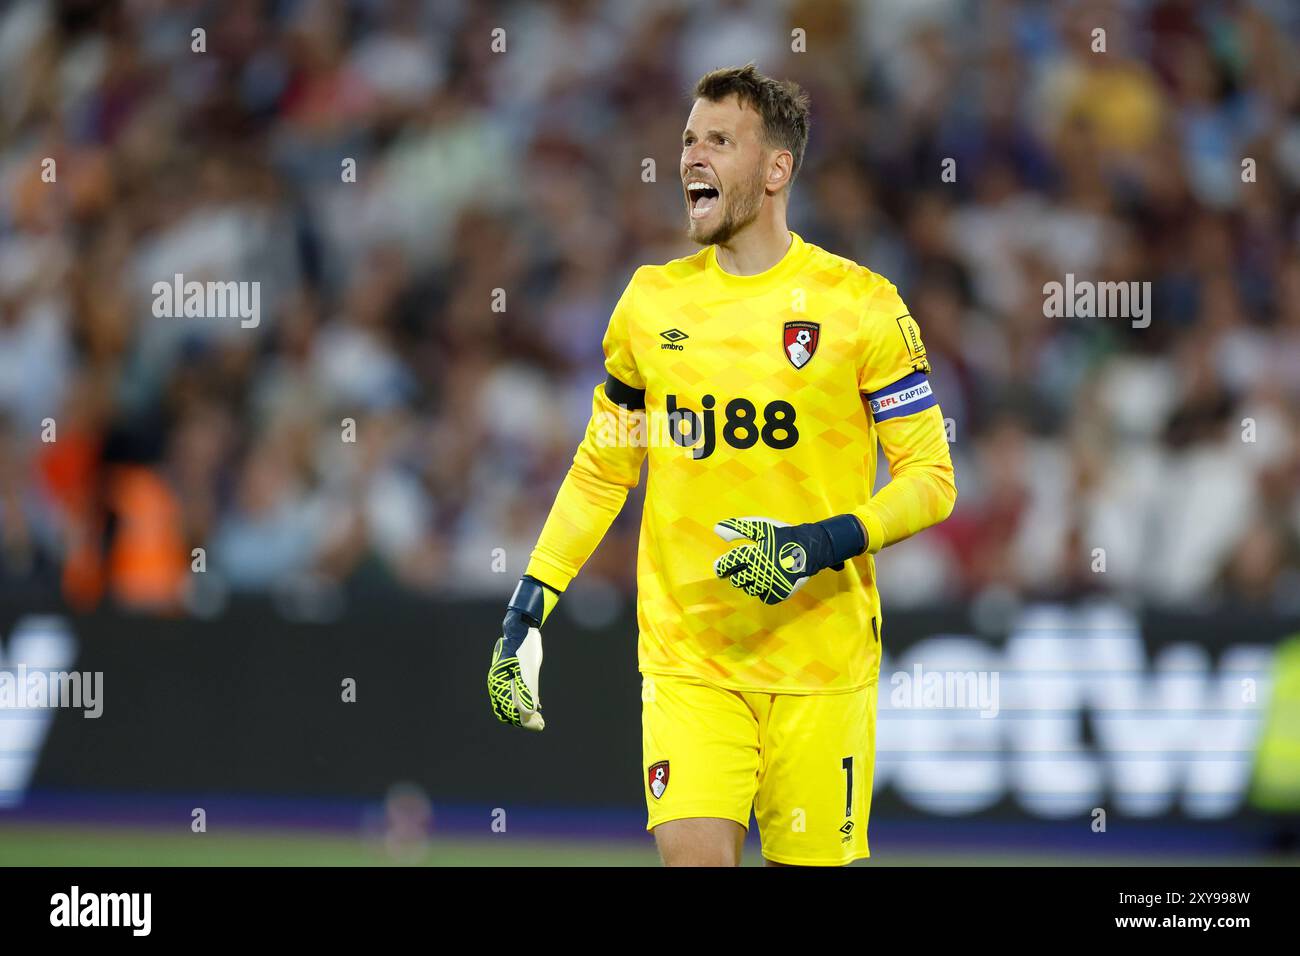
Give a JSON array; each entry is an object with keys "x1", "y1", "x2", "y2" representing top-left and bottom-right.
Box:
[
  {"x1": 713, "y1": 514, "x2": 866, "y2": 605},
  {"x1": 488, "y1": 575, "x2": 559, "y2": 731}
]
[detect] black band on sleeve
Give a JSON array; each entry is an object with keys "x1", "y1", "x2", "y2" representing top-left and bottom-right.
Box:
[{"x1": 604, "y1": 373, "x2": 646, "y2": 410}]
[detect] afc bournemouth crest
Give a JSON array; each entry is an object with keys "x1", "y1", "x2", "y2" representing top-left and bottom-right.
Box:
[
  {"x1": 784, "y1": 321, "x2": 820, "y2": 369},
  {"x1": 648, "y1": 760, "x2": 670, "y2": 800}
]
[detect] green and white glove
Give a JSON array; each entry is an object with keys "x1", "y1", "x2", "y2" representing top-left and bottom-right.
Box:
[{"x1": 488, "y1": 575, "x2": 560, "y2": 731}]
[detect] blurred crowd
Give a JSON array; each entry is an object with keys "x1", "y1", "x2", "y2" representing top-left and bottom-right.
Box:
[{"x1": 1, "y1": 0, "x2": 1299, "y2": 616}]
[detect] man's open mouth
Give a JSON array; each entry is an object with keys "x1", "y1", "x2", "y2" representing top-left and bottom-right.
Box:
[{"x1": 686, "y1": 181, "x2": 720, "y2": 220}]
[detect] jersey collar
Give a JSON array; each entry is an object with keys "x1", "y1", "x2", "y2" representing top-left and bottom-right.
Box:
[{"x1": 706, "y1": 231, "x2": 811, "y2": 291}]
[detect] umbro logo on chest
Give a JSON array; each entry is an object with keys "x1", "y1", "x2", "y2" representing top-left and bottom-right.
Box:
[
  {"x1": 660, "y1": 328, "x2": 688, "y2": 351},
  {"x1": 658, "y1": 322, "x2": 822, "y2": 367}
]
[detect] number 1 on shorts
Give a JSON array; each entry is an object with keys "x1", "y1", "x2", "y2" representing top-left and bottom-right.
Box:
[{"x1": 841, "y1": 755, "x2": 853, "y2": 817}]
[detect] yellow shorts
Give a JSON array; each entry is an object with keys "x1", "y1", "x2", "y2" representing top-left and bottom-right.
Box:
[{"x1": 641, "y1": 672, "x2": 877, "y2": 866}]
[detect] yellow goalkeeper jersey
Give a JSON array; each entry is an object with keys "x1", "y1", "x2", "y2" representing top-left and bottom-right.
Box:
[{"x1": 527, "y1": 231, "x2": 956, "y2": 694}]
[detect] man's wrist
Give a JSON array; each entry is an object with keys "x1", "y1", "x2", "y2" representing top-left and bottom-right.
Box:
[
  {"x1": 508, "y1": 575, "x2": 561, "y2": 627},
  {"x1": 849, "y1": 510, "x2": 884, "y2": 555},
  {"x1": 851, "y1": 515, "x2": 870, "y2": 553},
  {"x1": 819, "y1": 514, "x2": 868, "y2": 565}
]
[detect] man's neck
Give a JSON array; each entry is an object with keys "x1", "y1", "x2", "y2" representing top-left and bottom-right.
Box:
[{"x1": 713, "y1": 214, "x2": 792, "y2": 276}]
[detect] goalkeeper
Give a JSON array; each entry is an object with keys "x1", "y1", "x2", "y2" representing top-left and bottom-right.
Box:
[{"x1": 488, "y1": 65, "x2": 956, "y2": 867}]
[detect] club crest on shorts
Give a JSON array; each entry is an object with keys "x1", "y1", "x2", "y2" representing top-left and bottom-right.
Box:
[
  {"x1": 648, "y1": 760, "x2": 670, "y2": 800},
  {"x1": 784, "y1": 321, "x2": 819, "y2": 369}
]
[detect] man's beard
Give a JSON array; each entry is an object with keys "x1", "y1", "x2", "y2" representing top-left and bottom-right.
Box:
[{"x1": 688, "y1": 164, "x2": 765, "y2": 246}]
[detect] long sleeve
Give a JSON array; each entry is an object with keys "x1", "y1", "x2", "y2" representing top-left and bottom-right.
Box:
[
  {"x1": 524, "y1": 382, "x2": 648, "y2": 591},
  {"x1": 525, "y1": 270, "x2": 647, "y2": 592},
  {"x1": 852, "y1": 404, "x2": 956, "y2": 553},
  {"x1": 850, "y1": 280, "x2": 957, "y2": 553}
]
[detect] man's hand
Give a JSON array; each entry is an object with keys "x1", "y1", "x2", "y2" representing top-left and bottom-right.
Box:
[
  {"x1": 488, "y1": 576, "x2": 558, "y2": 731},
  {"x1": 713, "y1": 514, "x2": 866, "y2": 605}
]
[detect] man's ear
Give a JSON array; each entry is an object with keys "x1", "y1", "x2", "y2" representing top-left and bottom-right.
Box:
[{"x1": 766, "y1": 150, "x2": 794, "y2": 194}]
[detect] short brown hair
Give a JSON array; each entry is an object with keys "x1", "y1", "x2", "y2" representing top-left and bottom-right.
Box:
[{"x1": 693, "y1": 64, "x2": 811, "y2": 186}]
